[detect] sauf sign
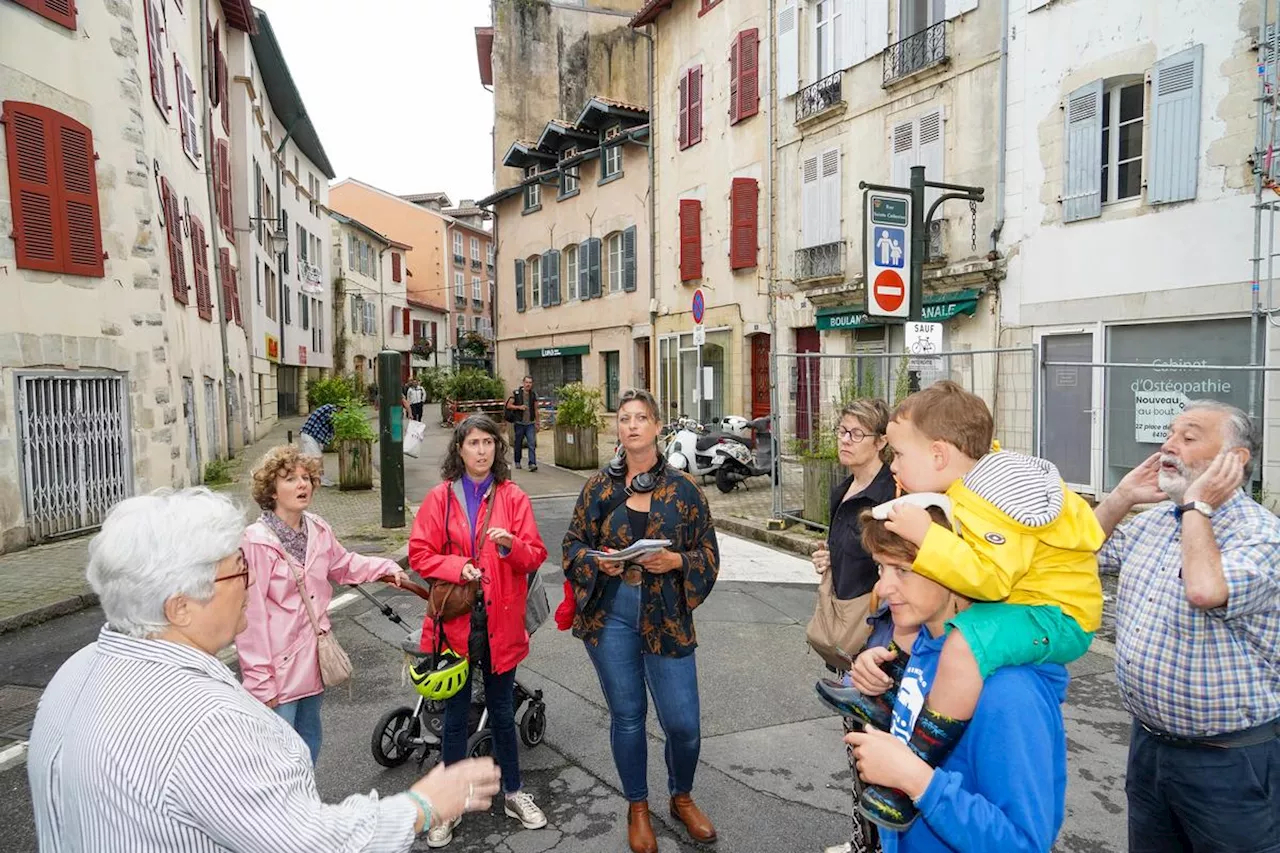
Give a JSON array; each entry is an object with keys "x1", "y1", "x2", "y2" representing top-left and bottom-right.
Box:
[{"x1": 864, "y1": 190, "x2": 912, "y2": 321}]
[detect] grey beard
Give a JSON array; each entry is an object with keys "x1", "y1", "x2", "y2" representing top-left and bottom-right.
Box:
[{"x1": 1158, "y1": 471, "x2": 1188, "y2": 504}]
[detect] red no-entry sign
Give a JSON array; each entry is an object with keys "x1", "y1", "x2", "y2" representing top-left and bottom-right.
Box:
[{"x1": 873, "y1": 270, "x2": 905, "y2": 313}]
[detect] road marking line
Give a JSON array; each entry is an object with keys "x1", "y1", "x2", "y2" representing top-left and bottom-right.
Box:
[{"x1": 0, "y1": 741, "x2": 28, "y2": 774}]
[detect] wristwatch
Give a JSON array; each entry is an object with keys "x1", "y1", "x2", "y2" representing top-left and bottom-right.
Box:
[{"x1": 1175, "y1": 500, "x2": 1214, "y2": 520}]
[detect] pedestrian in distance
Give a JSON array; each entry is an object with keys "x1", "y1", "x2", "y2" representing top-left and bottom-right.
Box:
[
  {"x1": 562, "y1": 389, "x2": 720, "y2": 853},
  {"x1": 238, "y1": 444, "x2": 410, "y2": 763},
  {"x1": 409, "y1": 414, "x2": 550, "y2": 848},
  {"x1": 845, "y1": 496, "x2": 1069, "y2": 852},
  {"x1": 506, "y1": 375, "x2": 539, "y2": 472},
  {"x1": 299, "y1": 401, "x2": 340, "y2": 486},
  {"x1": 28, "y1": 486, "x2": 502, "y2": 853},
  {"x1": 407, "y1": 378, "x2": 427, "y2": 422},
  {"x1": 1093, "y1": 401, "x2": 1280, "y2": 853},
  {"x1": 809, "y1": 398, "x2": 898, "y2": 853}
]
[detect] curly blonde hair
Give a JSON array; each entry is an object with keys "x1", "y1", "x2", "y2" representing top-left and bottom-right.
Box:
[{"x1": 251, "y1": 445, "x2": 322, "y2": 510}]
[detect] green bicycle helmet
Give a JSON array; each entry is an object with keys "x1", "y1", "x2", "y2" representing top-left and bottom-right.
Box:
[{"x1": 409, "y1": 649, "x2": 469, "y2": 701}]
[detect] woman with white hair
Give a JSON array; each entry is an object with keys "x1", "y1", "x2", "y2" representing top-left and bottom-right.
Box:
[{"x1": 26, "y1": 487, "x2": 501, "y2": 852}]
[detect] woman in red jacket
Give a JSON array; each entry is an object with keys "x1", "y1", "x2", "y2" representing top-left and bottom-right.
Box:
[{"x1": 409, "y1": 414, "x2": 549, "y2": 848}]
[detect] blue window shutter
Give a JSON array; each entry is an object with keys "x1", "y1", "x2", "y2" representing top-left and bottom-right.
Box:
[
  {"x1": 548, "y1": 249, "x2": 561, "y2": 305},
  {"x1": 1062, "y1": 80, "x2": 1103, "y2": 223},
  {"x1": 515, "y1": 258, "x2": 526, "y2": 312},
  {"x1": 540, "y1": 251, "x2": 551, "y2": 307},
  {"x1": 622, "y1": 226, "x2": 637, "y2": 291},
  {"x1": 1149, "y1": 45, "x2": 1203, "y2": 205},
  {"x1": 578, "y1": 240, "x2": 590, "y2": 299},
  {"x1": 589, "y1": 237, "x2": 602, "y2": 299}
]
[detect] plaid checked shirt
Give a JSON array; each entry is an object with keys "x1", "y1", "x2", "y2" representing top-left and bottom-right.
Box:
[
  {"x1": 1101, "y1": 490, "x2": 1280, "y2": 738},
  {"x1": 300, "y1": 404, "x2": 337, "y2": 446}
]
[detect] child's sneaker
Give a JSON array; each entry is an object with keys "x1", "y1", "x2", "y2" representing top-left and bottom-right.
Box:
[
  {"x1": 504, "y1": 790, "x2": 547, "y2": 829},
  {"x1": 815, "y1": 643, "x2": 911, "y2": 730}
]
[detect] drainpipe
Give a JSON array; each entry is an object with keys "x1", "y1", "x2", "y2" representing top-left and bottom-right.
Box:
[
  {"x1": 640, "y1": 25, "x2": 659, "y2": 398},
  {"x1": 199, "y1": 1, "x2": 236, "y2": 459},
  {"x1": 990, "y1": 0, "x2": 1010, "y2": 254},
  {"x1": 274, "y1": 122, "x2": 297, "y2": 412},
  {"x1": 767, "y1": 0, "x2": 782, "y2": 521}
]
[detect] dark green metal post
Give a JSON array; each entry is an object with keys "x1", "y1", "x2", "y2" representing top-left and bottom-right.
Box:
[
  {"x1": 909, "y1": 165, "x2": 926, "y2": 323},
  {"x1": 377, "y1": 350, "x2": 405, "y2": 528}
]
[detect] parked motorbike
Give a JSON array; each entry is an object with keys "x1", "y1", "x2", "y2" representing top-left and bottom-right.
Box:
[{"x1": 667, "y1": 415, "x2": 773, "y2": 493}]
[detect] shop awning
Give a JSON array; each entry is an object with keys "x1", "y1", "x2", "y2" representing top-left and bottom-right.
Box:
[
  {"x1": 815, "y1": 289, "x2": 982, "y2": 332},
  {"x1": 516, "y1": 344, "x2": 591, "y2": 359}
]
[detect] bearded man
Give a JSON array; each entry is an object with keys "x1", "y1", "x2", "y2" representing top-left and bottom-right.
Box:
[{"x1": 1093, "y1": 400, "x2": 1280, "y2": 853}]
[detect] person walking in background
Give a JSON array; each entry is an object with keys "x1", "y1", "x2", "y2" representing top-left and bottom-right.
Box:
[
  {"x1": 562, "y1": 389, "x2": 720, "y2": 853},
  {"x1": 28, "y1": 487, "x2": 502, "y2": 852},
  {"x1": 409, "y1": 414, "x2": 550, "y2": 848},
  {"x1": 238, "y1": 445, "x2": 410, "y2": 764},
  {"x1": 407, "y1": 378, "x2": 427, "y2": 422},
  {"x1": 299, "y1": 401, "x2": 340, "y2": 486},
  {"x1": 506, "y1": 376, "x2": 539, "y2": 472},
  {"x1": 1093, "y1": 401, "x2": 1280, "y2": 853}
]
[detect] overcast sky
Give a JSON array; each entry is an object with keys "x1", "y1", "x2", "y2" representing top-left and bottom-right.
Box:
[{"x1": 252, "y1": 0, "x2": 495, "y2": 203}]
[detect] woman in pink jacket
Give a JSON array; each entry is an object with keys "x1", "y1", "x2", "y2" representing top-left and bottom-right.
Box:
[
  {"x1": 239, "y1": 444, "x2": 409, "y2": 763},
  {"x1": 409, "y1": 414, "x2": 549, "y2": 848}
]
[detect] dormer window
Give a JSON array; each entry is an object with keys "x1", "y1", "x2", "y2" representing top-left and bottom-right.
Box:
[{"x1": 524, "y1": 165, "x2": 541, "y2": 211}]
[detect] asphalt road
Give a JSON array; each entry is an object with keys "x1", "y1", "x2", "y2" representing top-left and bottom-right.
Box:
[{"x1": 0, "y1": 495, "x2": 1130, "y2": 852}]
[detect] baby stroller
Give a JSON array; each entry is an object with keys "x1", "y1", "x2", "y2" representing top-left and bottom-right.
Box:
[{"x1": 350, "y1": 583, "x2": 548, "y2": 768}]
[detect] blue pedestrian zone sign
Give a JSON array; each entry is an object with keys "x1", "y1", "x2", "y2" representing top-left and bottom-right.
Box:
[{"x1": 873, "y1": 227, "x2": 906, "y2": 269}]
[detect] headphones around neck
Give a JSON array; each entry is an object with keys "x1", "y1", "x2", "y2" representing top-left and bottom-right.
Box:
[{"x1": 605, "y1": 451, "x2": 666, "y2": 495}]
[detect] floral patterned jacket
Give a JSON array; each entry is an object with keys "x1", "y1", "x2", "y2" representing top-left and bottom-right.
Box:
[{"x1": 562, "y1": 468, "x2": 719, "y2": 657}]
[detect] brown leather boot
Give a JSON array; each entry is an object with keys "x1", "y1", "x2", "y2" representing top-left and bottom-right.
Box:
[
  {"x1": 627, "y1": 800, "x2": 658, "y2": 853},
  {"x1": 670, "y1": 793, "x2": 717, "y2": 843}
]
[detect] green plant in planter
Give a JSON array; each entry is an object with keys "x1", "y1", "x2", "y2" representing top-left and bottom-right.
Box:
[
  {"x1": 418, "y1": 366, "x2": 450, "y2": 403},
  {"x1": 444, "y1": 368, "x2": 505, "y2": 402},
  {"x1": 555, "y1": 383, "x2": 605, "y2": 429},
  {"x1": 308, "y1": 375, "x2": 356, "y2": 409},
  {"x1": 332, "y1": 404, "x2": 377, "y2": 442}
]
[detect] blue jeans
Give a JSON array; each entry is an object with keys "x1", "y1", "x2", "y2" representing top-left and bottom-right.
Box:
[
  {"x1": 1126, "y1": 719, "x2": 1280, "y2": 852},
  {"x1": 275, "y1": 693, "x2": 324, "y2": 764},
  {"x1": 513, "y1": 423, "x2": 537, "y2": 467},
  {"x1": 442, "y1": 660, "x2": 523, "y2": 795},
  {"x1": 585, "y1": 580, "x2": 701, "y2": 802}
]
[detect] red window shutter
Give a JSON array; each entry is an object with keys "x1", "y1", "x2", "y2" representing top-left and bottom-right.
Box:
[
  {"x1": 729, "y1": 177, "x2": 759, "y2": 270},
  {"x1": 190, "y1": 216, "x2": 212, "y2": 320},
  {"x1": 219, "y1": 247, "x2": 234, "y2": 321},
  {"x1": 13, "y1": 0, "x2": 76, "y2": 30},
  {"x1": 230, "y1": 260, "x2": 242, "y2": 326},
  {"x1": 402, "y1": 308, "x2": 411, "y2": 335},
  {"x1": 689, "y1": 66, "x2": 703, "y2": 145},
  {"x1": 3, "y1": 101, "x2": 63, "y2": 273},
  {"x1": 144, "y1": 0, "x2": 168, "y2": 117},
  {"x1": 216, "y1": 140, "x2": 233, "y2": 241},
  {"x1": 207, "y1": 22, "x2": 218, "y2": 105},
  {"x1": 55, "y1": 114, "x2": 105, "y2": 277},
  {"x1": 392, "y1": 252, "x2": 402, "y2": 282},
  {"x1": 677, "y1": 75, "x2": 689, "y2": 150},
  {"x1": 217, "y1": 47, "x2": 230, "y2": 136},
  {"x1": 161, "y1": 178, "x2": 188, "y2": 304},
  {"x1": 737, "y1": 29, "x2": 760, "y2": 122},
  {"x1": 729, "y1": 41, "x2": 739, "y2": 125},
  {"x1": 679, "y1": 198, "x2": 702, "y2": 282}
]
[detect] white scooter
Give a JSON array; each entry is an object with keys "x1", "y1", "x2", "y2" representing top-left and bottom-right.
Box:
[{"x1": 666, "y1": 416, "x2": 770, "y2": 493}]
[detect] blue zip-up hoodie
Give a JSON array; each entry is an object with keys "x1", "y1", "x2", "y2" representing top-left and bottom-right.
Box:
[{"x1": 883, "y1": 627, "x2": 1069, "y2": 853}]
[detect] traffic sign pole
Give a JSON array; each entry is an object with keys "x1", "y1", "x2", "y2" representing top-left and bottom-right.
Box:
[
  {"x1": 909, "y1": 166, "x2": 926, "y2": 325},
  {"x1": 692, "y1": 289, "x2": 706, "y2": 424}
]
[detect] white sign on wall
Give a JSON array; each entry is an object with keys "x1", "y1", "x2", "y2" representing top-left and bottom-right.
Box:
[
  {"x1": 905, "y1": 321, "x2": 942, "y2": 369},
  {"x1": 1134, "y1": 390, "x2": 1188, "y2": 443}
]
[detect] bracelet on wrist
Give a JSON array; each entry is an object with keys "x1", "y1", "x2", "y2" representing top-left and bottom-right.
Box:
[{"x1": 405, "y1": 791, "x2": 433, "y2": 832}]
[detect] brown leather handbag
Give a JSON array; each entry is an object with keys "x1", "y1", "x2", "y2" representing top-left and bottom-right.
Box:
[{"x1": 427, "y1": 484, "x2": 497, "y2": 622}]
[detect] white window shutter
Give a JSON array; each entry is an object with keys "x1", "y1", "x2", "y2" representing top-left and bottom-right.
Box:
[
  {"x1": 944, "y1": 0, "x2": 978, "y2": 20},
  {"x1": 890, "y1": 120, "x2": 915, "y2": 189},
  {"x1": 821, "y1": 147, "x2": 842, "y2": 244},
  {"x1": 1063, "y1": 80, "x2": 1104, "y2": 222},
  {"x1": 801, "y1": 155, "x2": 821, "y2": 247},
  {"x1": 1148, "y1": 44, "x2": 1203, "y2": 205},
  {"x1": 918, "y1": 109, "x2": 945, "y2": 209},
  {"x1": 831, "y1": 0, "x2": 846, "y2": 71},
  {"x1": 866, "y1": 0, "x2": 890, "y2": 61},
  {"x1": 841, "y1": 0, "x2": 863, "y2": 69},
  {"x1": 778, "y1": 2, "x2": 800, "y2": 97}
]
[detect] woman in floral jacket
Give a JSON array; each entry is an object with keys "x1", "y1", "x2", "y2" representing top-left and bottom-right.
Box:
[{"x1": 562, "y1": 389, "x2": 720, "y2": 853}]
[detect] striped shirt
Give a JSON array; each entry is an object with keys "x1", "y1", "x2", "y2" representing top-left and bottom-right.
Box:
[
  {"x1": 301, "y1": 404, "x2": 339, "y2": 446},
  {"x1": 28, "y1": 626, "x2": 419, "y2": 852},
  {"x1": 1100, "y1": 491, "x2": 1280, "y2": 737}
]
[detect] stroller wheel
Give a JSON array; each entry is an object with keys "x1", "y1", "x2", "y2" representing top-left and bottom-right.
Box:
[
  {"x1": 372, "y1": 707, "x2": 419, "y2": 768},
  {"x1": 466, "y1": 729, "x2": 494, "y2": 758},
  {"x1": 519, "y1": 703, "x2": 547, "y2": 747}
]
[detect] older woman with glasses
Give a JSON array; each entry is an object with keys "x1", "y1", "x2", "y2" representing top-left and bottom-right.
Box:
[
  {"x1": 28, "y1": 487, "x2": 501, "y2": 852},
  {"x1": 562, "y1": 389, "x2": 720, "y2": 853},
  {"x1": 238, "y1": 444, "x2": 410, "y2": 763},
  {"x1": 811, "y1": 399, "x2": 897, "y2": 853}
]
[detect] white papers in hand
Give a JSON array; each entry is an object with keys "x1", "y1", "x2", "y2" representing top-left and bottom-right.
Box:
[{"x1": 586, "y1": 539, "x2": 673, "y2": 562}]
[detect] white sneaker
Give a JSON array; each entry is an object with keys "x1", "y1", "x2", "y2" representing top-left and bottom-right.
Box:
[
  {"x1": 823, "y1": 843, "x2": 853, "y2": 853},
  {"x1": 426, "y1": 816, "x2": 459, "y2": 848},
  {"x1": 504, "y1": 790, "x2": 547, "y2": 829}
]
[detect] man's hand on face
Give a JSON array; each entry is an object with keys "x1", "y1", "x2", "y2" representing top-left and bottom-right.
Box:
[
  {"x1": 1116, "y1": 453, "x2": 1168, "y2": 505},
  {"x1": 1184, "y1": 450, "x2": 1246, "y2": 510}
]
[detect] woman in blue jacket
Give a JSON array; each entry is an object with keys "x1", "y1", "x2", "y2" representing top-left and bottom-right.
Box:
[{"x1": 842, "y1": 497, "x2": 1068, "y2": 853}]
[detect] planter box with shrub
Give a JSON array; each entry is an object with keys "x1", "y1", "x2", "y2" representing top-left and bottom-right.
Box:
[{"x1": 553, "y1": 383, "x2": 604, "y2": 470}]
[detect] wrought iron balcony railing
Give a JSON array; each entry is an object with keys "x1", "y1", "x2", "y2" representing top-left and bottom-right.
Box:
[
  {"x1": 883, "y1": 21, "x2": 948, "y2": 85},
  {"x1": 453, "y1": 253, "x2": 465, "y2": 266},
  {"x1": 470, "y1": 258, "x2": 482, "y2": 271},
  {"x1": 796, "y1": 71, "x2": 844, "y2": 124},
  {"x1": 795, "y1": 241, "x2": 845, "y2": 282}
]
